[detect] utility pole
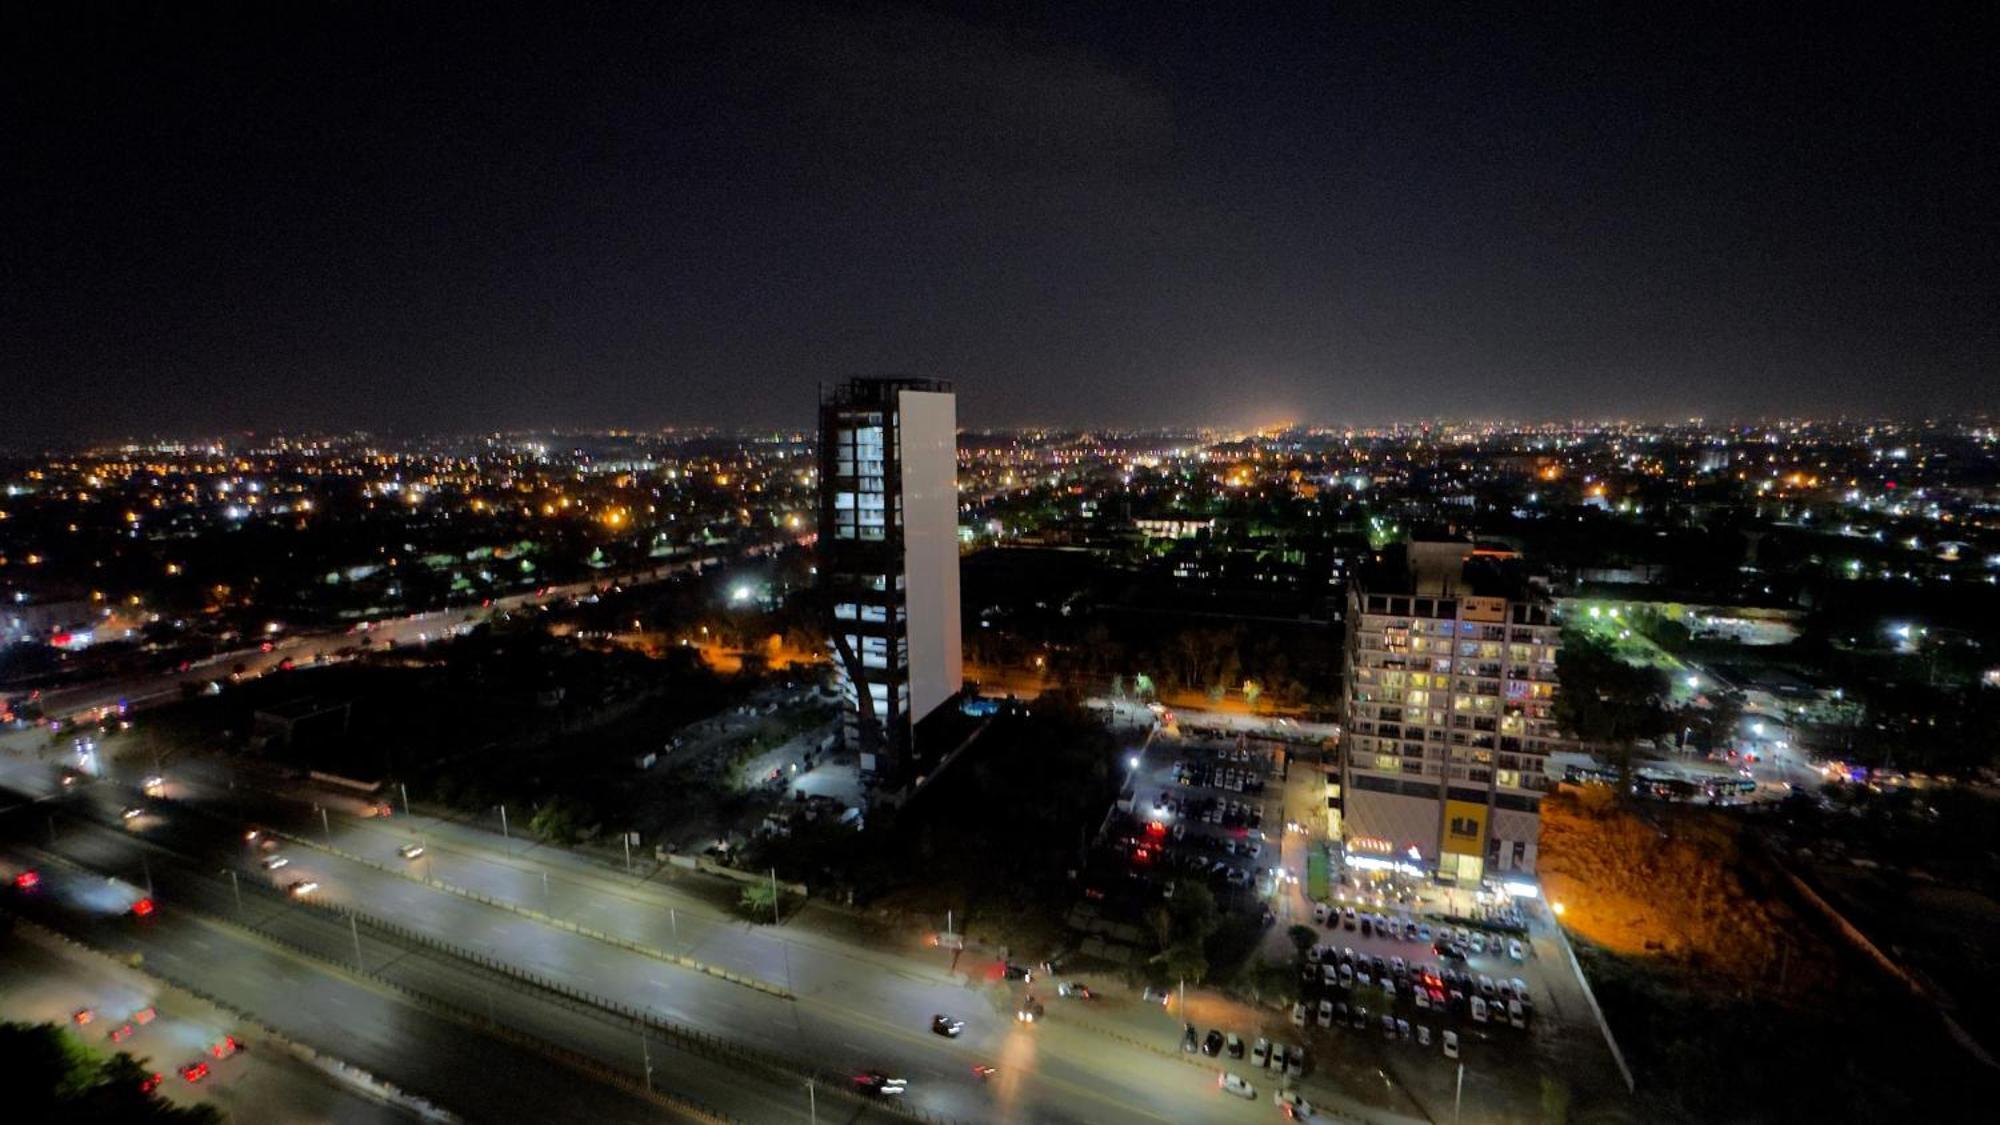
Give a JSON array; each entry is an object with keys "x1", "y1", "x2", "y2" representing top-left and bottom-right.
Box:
[
  {"x1": 349, "y1": 913, "x2": 364, "y2": 971},
  {"x1": 806, "y1": 1078, "x2": 817, "y2": 1125},
  {"x1": 399, "y1": 782, "x2": 410, "y2": 817},
  {"x1": 640, "y1": 1034, "x2": 653, "y2": 1092},
  {"x1": 227, "y1": 870, "x2": 241, "y2": 914},
  {"x1": 770, "y1": 867, "x2": 780, "y2": 925},
  {"x1": 319, "y1": 805, "x2": 332, "y2": 848},
  {"x1": 622, "y1": 833, "x2": 632, "y2": 874},
  {"x1": 1454, "y1": 1061, "x2": 1465, "y2": 1125},
  {"x1": 670, "y1": 907, "x2": 679, "y2": 946},
  {"x1": 499, "y1": 804, "x2": 509, "y2": 842}
]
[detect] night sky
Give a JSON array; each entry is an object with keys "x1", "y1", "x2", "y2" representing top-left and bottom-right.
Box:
[{"x1": 5, "y1": 2, "x2": 1994, "y2": 444}]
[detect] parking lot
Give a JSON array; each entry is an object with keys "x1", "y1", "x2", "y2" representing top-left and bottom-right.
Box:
[{"x1": 1125, "y1": 732, "x2": 1286, "y2": 914}]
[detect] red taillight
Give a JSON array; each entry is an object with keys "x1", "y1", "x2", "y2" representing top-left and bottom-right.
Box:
[
  {"x1": 131, "y1": 898, "x2": 155, "y2": 916},
  {"x1": 13, "y1": 871, "x2": 37, "y2": 889}
]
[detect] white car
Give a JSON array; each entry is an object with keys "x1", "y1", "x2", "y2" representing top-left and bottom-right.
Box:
[
  {"x1": 1316, "y1": 1000, "x2": 1333, "y2": 1028},
  {"x1": 398, "y1": 843, "x2": 426, "y2": 860},
  {"x1": 1218, "y1": 1073, "x2": 1256, "y2": 1099},
  {"x1": 1508, "y1": 938, "x2": 1525, "y2": 961},
  {"x1": 1275, "y1": 1090, "x2": 1314, "y2": 1119},
  {"x1": 1291, "y1": 1002, "x2": 1307, "y2": 1028},
  {"x1": 261, "y1": 855, "x2": 289, "y2": 870},
  {"x1": 1251, "y1": 1036, "x2": 1270, "y2": 1068},
  {"x1": 1443, "y1": 1029, "x2": 1460, "y2": 1059},
  {"x1": 1471, "y1": 996, "x2": 1489, "y2": 1024},
  {"x1": 1417, "y1": 1025, "x2": 1432, "y2": 1047}
]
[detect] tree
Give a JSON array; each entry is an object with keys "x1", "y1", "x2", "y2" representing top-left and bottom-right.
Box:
[
  {"x1": 1287, "y1": 924, "x2": 1317, "y2": 958},
  {"x1": 0, "y1": 1021, "x2": 219, "y2": 1123},
  {"x1": 1554, "y1": 630, "x2": 1672, "y2": 793},
  {"x1": 1153, "y1": 941, "x2": 1209, "y2": 987},
  {"x1": 738, "y1": 881, "x2": 779, "y2": 921},
  {"x1": 528, "y1": 797, "x2": 593, "y2": 845},
  {"x1": 1244, "y1": 958, "x2": 1298, "y2": 1008}
]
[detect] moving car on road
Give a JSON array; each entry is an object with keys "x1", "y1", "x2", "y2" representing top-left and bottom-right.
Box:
[
  {"x1": 398, "y1": 843, "x2": 426, "y2": 859},
  {"x1": 852, "y1": 1070, "x2": 907, "y2": 1097},
  {"x1": 930, "y1": 1014, "x2": 964, "y2": 1037},
  {"x1": 1276, "y1": 1090, "x2": 1315, "y2": 1119},
  {"x1": 1218, "y1": 1073, "x2": 1256, "y2": 1099}
]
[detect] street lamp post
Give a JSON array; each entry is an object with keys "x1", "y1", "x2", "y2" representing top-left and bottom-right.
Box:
[
  {"x1": 498, "y1": 804, "x2": 509, "y2": 842},
  {"x1": 1454, "y1": 1061, "x2": 1465, "y2": 1125},
  {"x1": 806, "y1": 1078, "x2": 817, "y2": 1125},
  {"x1": 319, "y1": 805, "x2": 332, "y2": 848},
  {"x1": 227, "y1": 869, "x2": 241, "y2": 914},
  {"x1": 399, "y1": 781, "x2": 410, "y2": 817}
]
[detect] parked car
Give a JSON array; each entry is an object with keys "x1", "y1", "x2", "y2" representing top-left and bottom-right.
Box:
[
  {"x1": 1252, "y1": 1036, "x2": 1271, "y2": 1068},
  {"x1": 1507, "y1": 938, "x2": 1526, "y2": 961},
  {"x1": 1417, "y1": 1024, "x2": 1433, "y2": 1047},
  {"x1": 1317, "y1": 1000, "x2": 1334, "y2": 1028},
  {"x1": 1443, "y1": 1029, "x2": 1460, "y2": 1059},
  {"x1": 1286, "y1": 1045, "x2": 1304, "y2": 1078},
  {"x1": 1225, "y1": 1032, "x2": 1244, "y2": 1059},
  {"x1": 1290, "y1": 1002, "x2": 1307, "y2": 1028},
  {"x1": 1202, "y1": 1029, "x2": 1224, "y2": 1056}
]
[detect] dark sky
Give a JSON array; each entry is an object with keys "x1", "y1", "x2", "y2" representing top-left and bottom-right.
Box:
[{"x1": 5, "y1": 2, "x2": 1995, "y2": 443}]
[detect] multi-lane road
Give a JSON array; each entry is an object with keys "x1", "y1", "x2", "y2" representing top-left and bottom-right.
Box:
[{"x1": 1, "y1": 746, "x2": 1316, "y2": 1124}]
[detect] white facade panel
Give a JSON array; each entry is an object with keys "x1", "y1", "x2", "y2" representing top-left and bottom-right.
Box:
[{"x1": 895, "y1": 389, "x2": 962, "y2": 721}]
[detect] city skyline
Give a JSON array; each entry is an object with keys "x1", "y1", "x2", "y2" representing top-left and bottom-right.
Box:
[{"x1": 8, "y1": 3, "x2": 1995, "y2": 445}]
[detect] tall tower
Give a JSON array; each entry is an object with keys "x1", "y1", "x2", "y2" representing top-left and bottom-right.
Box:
[{"x1": 818, "y1": 377, "x2": 962, "y2": 786}]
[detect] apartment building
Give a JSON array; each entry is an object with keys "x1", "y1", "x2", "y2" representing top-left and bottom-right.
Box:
[{"x1": 1336, "y1": 542, "x2": 1570, "y2": 884}]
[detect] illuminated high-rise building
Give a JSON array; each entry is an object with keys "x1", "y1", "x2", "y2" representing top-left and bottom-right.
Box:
[
  {"x1": 817, "y1": 378, "x2": 962, "y2": 785},
  {"x1": 1337, "y1": 542, "x2": 1573, "y2": 884}
]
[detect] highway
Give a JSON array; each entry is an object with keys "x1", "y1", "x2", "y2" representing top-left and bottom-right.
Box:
[
  {"x1": 23, "y1": 556, "x2": 739, "y2": 728},
  {"x1": 1, "y1": 749, "x2": 1292, "y2": 1124}
]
